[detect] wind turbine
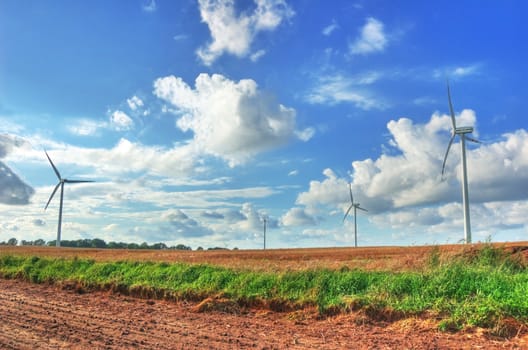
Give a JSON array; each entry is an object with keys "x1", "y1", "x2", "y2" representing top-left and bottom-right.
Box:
[
  {"x1": 343, "y1": 183, "x2": 367, "y2": 248},
  {"x1": 441, "y1": 83, "x2": 480, "y2": 244},
  {"x1": 44, "y1": 151, "x2": 94, "y2": 247},
  {"x1": 262, "y1": 216, "x2": 267, "y2": 250}
]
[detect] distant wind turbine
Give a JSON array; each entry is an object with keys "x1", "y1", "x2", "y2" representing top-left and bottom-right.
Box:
[
  {"x1": 44, "y1": 151, "x2": 94, "y2": 247},
  {"x1": 343, "y1": 183, "x2": 367, "y2": 247},
  {"x1": 441, "y1": 83, "x2": 480, "y2": 244},
  {"x1": 262, "y1": 216, "x2": 267, "y2": 250}
]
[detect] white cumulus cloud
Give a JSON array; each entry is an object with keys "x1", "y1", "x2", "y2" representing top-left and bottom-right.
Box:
[
  {"x1": 110, "y1": 110, "x2": 134, "y2": 131},
  {"x1": 292, "y1": 110, "x2": 528, "y2": 236},
  {"x1": 154, "y1": 73, "x2": 310, "y2": 166},
  {"x1": 281, "y1": 207, "x2": 317, "y2": 226},
  {"x1": 127, "y1": 95, "x2": 144, "y2": 111},
  {"x1": 196, "y1": 0, "x2": 294, "y2": 65},
  {"x1": 349, "y1": 17, "x2": 387, "y2": 55}
]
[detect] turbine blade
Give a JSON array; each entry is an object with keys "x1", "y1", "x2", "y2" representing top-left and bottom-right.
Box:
[
  {"x1": 349, "y1": 183, "x2": 354, "y2": 203},
  {"x1": 45, "y1": 150, "x2": 62, "y2": 180},
  {"x1": 357, "y1": 207, "x2": 368, "y2": 212},
  {"x1": 447, "y1": 82, "x2": 457, "y2": 130},
  {"x1": 441, "y1": 134, "x2": 456, "y2": 176},
  {"x1": 466, "y1": 136, "x2": 481, "y2": 144},
  {"x1": 65, "y1": 180, "x2": 95, "y2": 183},
  {"x1": 343, "y1": 205, "x2": 353, "y2": 222},
  {"x1": 45, "y1": 183, "x2": 61, "y2": 210}
]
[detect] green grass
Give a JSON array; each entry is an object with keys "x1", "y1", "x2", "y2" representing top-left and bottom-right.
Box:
[{"x1": 0, "y1": 244, "x2": 527, "y2": 333}]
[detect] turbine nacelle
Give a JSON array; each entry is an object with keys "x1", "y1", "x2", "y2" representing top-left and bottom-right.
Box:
[{"x1": 455, "y1": 126, "x2": 474, "y2": 134}]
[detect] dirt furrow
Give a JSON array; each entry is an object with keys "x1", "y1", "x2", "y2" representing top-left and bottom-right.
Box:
[{"x1": 1, "y1": 278, "x2": 527, "y2": 349}]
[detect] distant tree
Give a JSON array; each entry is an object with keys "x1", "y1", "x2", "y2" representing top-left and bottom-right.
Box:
[
  {"x1": 34, "y1": 239, "x2": 46, "y2": 246},
  {"x1": 61, "y1": 240, "x2": 76, "y2": 247},
  {"x1": 173, "y1": 244, "x2": 191, "y2": 251},
  {"x1": 91, "y1": 238, "x2": 107, "y2": 248},
  {"x1": 7, "y1": 237, "x2": 18, "y2": 246},
  {"x1": 108, "y1": 241, "x2": 127, "y2": 249},
  {"x1": 150, "y1": 242, "x2": 168, "y2": 250},
  {"x1": 77, "y1": 239, "x2": 91, "y2": 248},
  {"x1": 20, "y1": 240, "x2": 30, "y2": 246},
  {"x1": 127, "y1": 243, "x2": 140, "y2": 249},
  {"x1": 139, "y1": 242, "x2": 149, "y2": 249},
  {"x1": 196, "y1": 246, "x2": 204, "y2": 251}
]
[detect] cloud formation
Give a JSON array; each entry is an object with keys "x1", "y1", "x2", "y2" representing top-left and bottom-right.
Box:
[
  {"x1": 305, "y1": 73, "x2": 383, "y2": 110},
  {"x1": 0, "y1": 134, "x2": 35, "y2": 205},
  {"x1": 281, "y1": 207, "x2": 317, "y2": 226},
  {"x1": 291, "y1": 111, "x2": 528, "y2": 236},
  {"x1": 127, "y1": 96, "x2": 144, "y2": 110},
  {"x1": 110, "y1": 110, "x2": 134, "y2": 131},
  {"x1": 161, "y1": 209, "x2": 213, "y2": 238},
  {"x1": 349, "y1": 17, "x2": 387, "y2": 55},
  {"x1": 154, "y1": 73, "x2": 311, "y2": 166},
  {"x1": 196, "y1": 0, "x2": 294, "y2": 65},
  {"x1": 322, "y1": 20, "x2": 339, "y2": 36}
]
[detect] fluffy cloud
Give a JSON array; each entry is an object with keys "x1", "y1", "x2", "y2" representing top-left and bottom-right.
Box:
[
  {"x1": 234, "y1": 202, "x2": 265, "y2": 232},
  {"x1": 196, "y1": 0, "x2": 294, "y2": 65},
  {"x1": 161, "y1": 209, "x2": 213, "y2": 238},
  {"x1": 0, "y1": 134, "x2": 34, "y2": 205},
  {"x1": 110, "y1": 110, "x2": 134, "y2": 131},
  {"x1": 67, "y1": 119, "x2": 108, "y2": 136},
  {"x1": 154, "y1": 73, "x2": 311, "y2": 166},
  {"x1": 349, "y1": 17, "x2": 387, "y2": 55},
  {"x1": 296, "y1": 168, "x2": 350, "y2": 214},
  {"x1": 126, "y1": 95, "x2": 144, "y2": 110},
  {"x1": 292, "y1": 110, "x2": 528, "y2": 234},
  {"x1": 281, "y1": 207, "x2": 317, "y2": 226}
]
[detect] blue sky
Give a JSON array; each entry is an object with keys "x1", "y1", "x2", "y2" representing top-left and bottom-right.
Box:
[{"x1": 1, "y1": 0, "x2": 527, "y2": 248}]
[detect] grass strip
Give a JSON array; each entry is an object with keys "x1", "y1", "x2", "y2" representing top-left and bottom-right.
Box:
[{"x1": 0, "y1": 245, "x2": 527, "y2": 334}]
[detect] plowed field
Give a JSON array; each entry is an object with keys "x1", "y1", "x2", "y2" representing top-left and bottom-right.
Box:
[{"x1": 1, "y1": 243, "x2": 527, "y2": 349}]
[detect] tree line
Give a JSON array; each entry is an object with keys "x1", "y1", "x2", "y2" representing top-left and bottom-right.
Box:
[{"x1": 0, "y1": 238, "x2": 233, "y2": 251}]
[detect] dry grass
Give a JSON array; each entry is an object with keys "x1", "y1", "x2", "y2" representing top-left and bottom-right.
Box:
[{"x1": 2, "y1": 242, "x2": 526, "y2": 272}]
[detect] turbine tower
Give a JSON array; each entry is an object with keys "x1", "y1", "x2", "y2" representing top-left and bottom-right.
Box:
[
  {"x1": 441, "y1": 83, "x2": 480, "y2": 244},
  {"x1": 262, "y1": 217, "x2": 267, "y2": 250},
  {"x1": 44, "y1": 151, "x2": 94, "y2": 247},
  {"x1": 343, "y1": 183, "x2": 367, "y2": 248}
]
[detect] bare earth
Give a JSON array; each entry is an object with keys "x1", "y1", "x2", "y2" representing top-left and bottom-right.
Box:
[{"x1": 1, "y1": 278, "x2": 527, "y2": 350}]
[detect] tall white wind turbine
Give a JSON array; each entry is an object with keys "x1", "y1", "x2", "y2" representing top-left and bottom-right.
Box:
[
  {"x1": 343, "y1": 183, "x2": 367, "y2": 248},
  {"x1": 441, "y1": 83, "x2": 480, "y2": 244},
  {"x1": 44, "y1": 151, "x2": 94, "y2": 247}
]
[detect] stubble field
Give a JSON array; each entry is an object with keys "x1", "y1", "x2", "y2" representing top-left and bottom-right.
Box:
[{"x1": 1, "y1": 242, "x2": 527, "y2": 349}]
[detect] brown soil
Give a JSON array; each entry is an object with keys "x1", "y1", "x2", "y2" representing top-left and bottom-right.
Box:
[{"x1": 1, "y1": 278, "x2": 527, "y2": 350}]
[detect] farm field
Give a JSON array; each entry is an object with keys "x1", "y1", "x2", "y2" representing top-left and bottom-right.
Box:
[
  {"x1": 2, "y1": 242, "x2": 524, "y2": 272},
  {"x1": 1, "y1": 243, "x2": 528, "y2": 349}
]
